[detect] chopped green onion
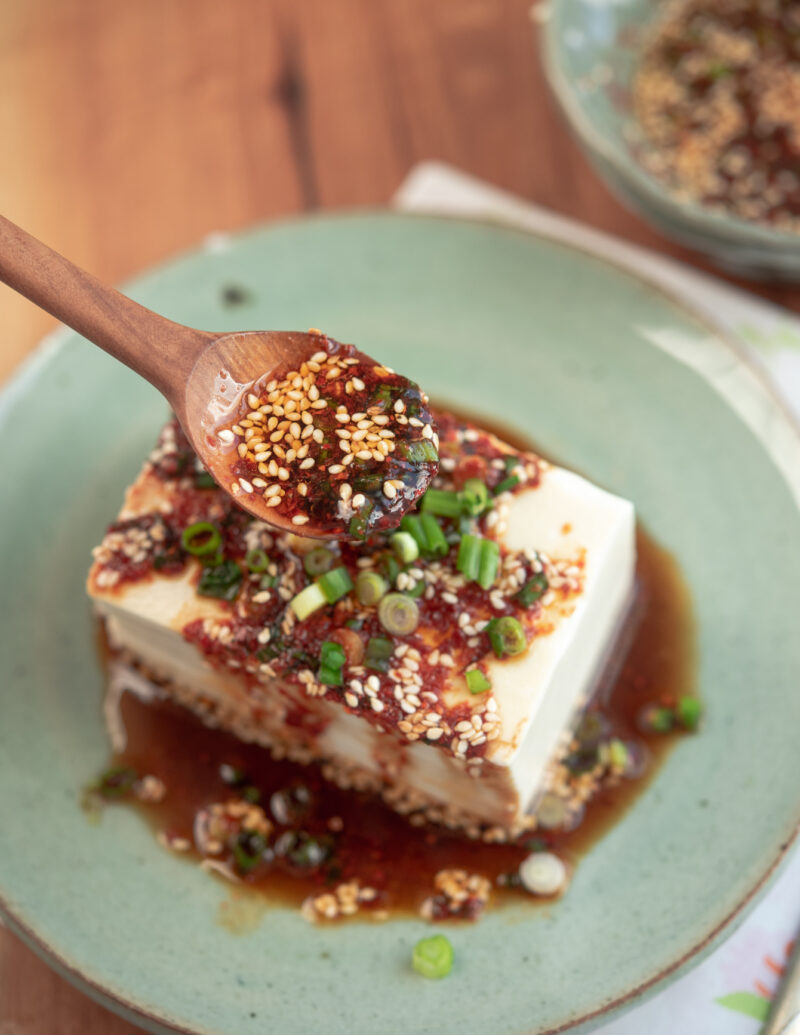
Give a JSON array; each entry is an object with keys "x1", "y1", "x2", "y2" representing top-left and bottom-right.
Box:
[
  {"x1": 606, "y1": 739, "x2": 629, "y2": 771},
  {"x1": 194, "y1": 471, "x2": 216, "y2": 489},
  {"x1": 232, "y1": 830, "x2": 267, "y2": 873},
  {"x1": 412, "y1": 934, "x2": 453, "y2": 980},
  {"x1": 494, "y1": 474, "x2": 520, "y2": 495},
  {"x1": 677, "y1": 696, "x2": 702, "y2": 731},
  {"x1": 245, "y1": 548, "x2": 270, "y2": 573},
  {"x1": 486, "y1": 616, "x2": 526, "y2": 658},
  {"x1": 477, "y1": 539, "x2": 500, "y2": 589},
  {"x1": 201, "y1": 550, "x2": 225, "y2": 568},
  {"x1": 318, "y1": 566, "x2": 354, "y2": 604},
  {"x1": 397, "y1": 440, "x2": 438, "y2": 464},
  {"x1": 345, "y1": 617, "x2": 363, "y2": 630},
  {"x1": 304, "y1": 547, "x2": 335, "y2": 577},
  {"x1": 459, "y1": 478, "x2": 489, "y2": 516},
  {"x1": 182, "y1": 521, "x2": 222, "y2": 556},
  {"x1": 348, "y1": 499, "x2": 375, "y2": 539},
  {"x1": 356, "y1": 570, "x2": 388, "y2": 606},
  {"x1": 516, "y1": 572, "x2": 548, "y2": 607},
  {"x1": 290, "y1": 582, "x2": 328, "y2": 620},
  {"x1": 400, "y1": 514, "x2": 428, "y2": 552},
  {"x1": 197, "y1": 560, "x2": 243, "y2": 601},
  {"x1": 379, "y1": 552, "x2": 401, "y2": 583},
  {"x1": 390, "y1": 531, "x2": 419, "y2": 564},
  {"x1": 259, "y1": 573, "x2": 277, "y2": 589},
  {"x1": 421, "y1": 489, "x2": 462, "y2": 518},
  {"x1": 378, "y1": 593, "x2": 420, "y2": 636},
  {"x1": 466, "y1": 669, "x2": 492, "y2": 694},
  {"x1": 457, "y1": 534, "x2": 481, "y2": 580},
  {"x1": 318, "y1": 640, "x2": 346, "y2": 686},
  {"x1": 403, "y1": 579, "x2": 426, "y2": 599},
  {"x1": 365, "y1": 636, "x2": 394, "y2": 672},
  {"x1": 420, "y1": 514, "x2": 449, "y2": 558},
  {"x1": 638, "y1": 704, "x2": 675, "y2": 734},
  {"x1": 96, "y1": 766, "x2": 138, "y2": 799}
]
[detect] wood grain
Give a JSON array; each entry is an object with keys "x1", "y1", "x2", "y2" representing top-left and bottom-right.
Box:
[{"x1": 1, "y1": 1, "x2": 798, "y2": 1031}]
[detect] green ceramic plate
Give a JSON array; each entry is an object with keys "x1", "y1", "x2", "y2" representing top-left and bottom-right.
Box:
[{"x1": 1, "y1": 213, "x2": 799, "y2": 1035}]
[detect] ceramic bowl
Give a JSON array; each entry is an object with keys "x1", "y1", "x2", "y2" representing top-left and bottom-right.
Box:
[{"x1": 537, "y1": 0, "x2": 800, "y2": 281}]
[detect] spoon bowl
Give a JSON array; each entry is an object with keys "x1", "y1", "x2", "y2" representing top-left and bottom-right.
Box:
[{"x1": 0, "y1": 216, "x2": 436, "y2": 538}]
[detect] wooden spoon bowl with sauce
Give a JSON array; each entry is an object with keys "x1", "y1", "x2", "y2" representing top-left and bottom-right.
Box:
[{"x1": 0, "y1": 215, "x2": 438, "y2": 539}]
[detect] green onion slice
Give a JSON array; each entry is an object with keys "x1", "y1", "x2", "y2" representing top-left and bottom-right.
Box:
[
  {"x1": 400, "y1": 514, "x2": 428, "y2": 552},
  {"x1": 197, "y1": 560, "x2": 243, "y2": 601},
  {"x1": 420, "y1": 514, "x2": 448, "y2": 558},
  {"x1": 638, "y1": 704, "x2": 675, "y2": 734},
  {"x1": 318, "y1": 566, "x2": 354, "y2": 604},
  {"x1": 245, "y1": 548, "x2": 270, "y2": 573},
  {"x1": 290, "y1": 582, "x2": 328, "y2": 620},
  {"x1": 318, "y1": 640, "x2": 346, "y2": 686},
  {"x1": 494, "y1": 474, "x2": 520, "y2": 495},
  {"x1": 378, "y1": 593, "x2": 420, "y2": 636},
  {"x1": 390, "y1": 530, "x2": 419, "y2": 564},
  {"x1": 397, "y1": 440, "x2": 438, "y2": 464},
  {"x1": 348, "y1": 499, "x2": 375, "y2": 539},
  {"x1": 466, "y1": 669, "x2": 492, "y2": 694},
  {"x1": 182, "y1": 521, "x2": 222, "y2": 556},
  {"x1": 96, "y1": 766, "x2": 138, "y2": 799},
  {"x1": 355, "y1": 570, "x2": 388, "y2": 606},
  {"x1": 412, "y1": 934, "x2": 454, "y2": 980},
  {"x1": 477, "y1": 539, "x2": 500, "y2": 589},
  {"x1": 457, "y1": 534, "x2": 481, "y2": 581},
  {"x1": 421, "y1": 489, "x2": 462, "y2": 518},
  {"x1": 365, "y1": 636, "x2": 394, "y2": 672},
  {"x1": 304, "y1": 547, "x2": 335, "y2": 577},
  {"x1": 677, "y1": 696, "x2": 702, "y2": 731},
  {"x1": 194, "y1": 471, "x2": 217, "y2": 489},
  {"x1": 232, "y1": 830, "x2": 267, "y2": 873},
  {"x1": 459, "y1": 478, "x2": 489, "y2": 516},
  {"x1": 516, "y1": 572, "x2": 548, "y2": 607},
  {"x1": 486, "y1": 616, "x2": 526, "y2": 658}
]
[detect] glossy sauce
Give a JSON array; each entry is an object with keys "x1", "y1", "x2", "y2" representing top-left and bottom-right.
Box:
[
  {"x1": 96, "y1": 411, "x2": 695, "y2": 920},
  {"x1": 212, "y1": 333, "x2": 438, "y2": 537}
]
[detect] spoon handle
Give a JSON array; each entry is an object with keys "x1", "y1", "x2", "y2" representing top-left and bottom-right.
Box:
[{"x1": 0, "y1": 214, "x2": 211, "y2": 394}]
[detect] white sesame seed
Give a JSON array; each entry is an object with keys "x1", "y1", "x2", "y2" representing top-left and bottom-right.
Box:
[{"x1": 218, "y1": 429, "x2": 235, "y2": 445}]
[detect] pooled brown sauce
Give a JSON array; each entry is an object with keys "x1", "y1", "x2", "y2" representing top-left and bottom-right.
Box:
[{"x1": 97, "y1": 413, "x2": 696, "y2": 920}]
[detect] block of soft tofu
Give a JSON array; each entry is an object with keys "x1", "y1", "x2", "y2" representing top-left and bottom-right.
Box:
[{"x1": 89, "y1": 463, "x2": 635, "y2": 831}]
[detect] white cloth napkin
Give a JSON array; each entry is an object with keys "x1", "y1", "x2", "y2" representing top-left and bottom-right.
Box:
[{"x1": 394, "y1": 161, "x2": 800, "y2": 1034}]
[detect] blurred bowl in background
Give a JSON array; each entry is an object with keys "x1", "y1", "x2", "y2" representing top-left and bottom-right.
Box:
[{"x1": 537, "y1": 0, "x2": 800, "y2": 282}]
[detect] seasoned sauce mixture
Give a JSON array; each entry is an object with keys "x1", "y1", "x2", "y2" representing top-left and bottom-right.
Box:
[
  {"x1": 89, "y1": 412, "x2": 697, "y2": 924},
  {"x1": 214, "y1": 332, "x2": 438, "y2": 537},
  {"x1": 633, "y1": 0, "x2": 800, "y2": 231}
]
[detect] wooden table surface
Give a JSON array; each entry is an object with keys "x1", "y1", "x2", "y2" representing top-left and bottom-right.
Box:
[{"x1": 1, "y1": 1, "x2": 798, "y2": 1031}]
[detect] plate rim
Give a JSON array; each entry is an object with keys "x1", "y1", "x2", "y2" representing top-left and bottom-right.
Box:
[{"x1": 1, "y1": 207, "x2": 799, "y2": 1035}]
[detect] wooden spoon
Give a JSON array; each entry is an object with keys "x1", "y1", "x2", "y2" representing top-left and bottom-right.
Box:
[{"x1": 0, "y1": 214, "x2": 437, "y2": 540}]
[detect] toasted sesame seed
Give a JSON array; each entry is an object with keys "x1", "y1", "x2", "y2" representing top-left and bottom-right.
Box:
[{"x1": 292, "y1": 515, "x2": 310, "y2": 525}]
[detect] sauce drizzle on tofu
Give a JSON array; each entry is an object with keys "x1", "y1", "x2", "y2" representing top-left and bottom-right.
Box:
[{"x1": 88, "y1": 415, "x2": 697, "y2": 923}]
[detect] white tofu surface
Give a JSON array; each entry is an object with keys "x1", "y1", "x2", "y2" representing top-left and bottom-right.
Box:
[{"x1": 91, "y1": 464, "x2": 635, "y2": 827}]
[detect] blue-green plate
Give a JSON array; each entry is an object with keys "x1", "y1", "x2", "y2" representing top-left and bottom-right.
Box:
[{"x1": 1, "y1": 213, "x2": 799, "y2": 1035}]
